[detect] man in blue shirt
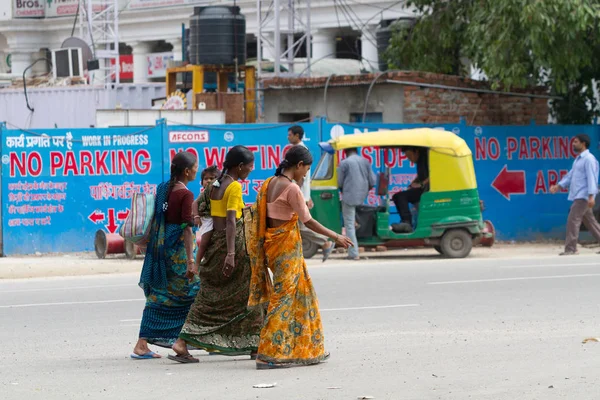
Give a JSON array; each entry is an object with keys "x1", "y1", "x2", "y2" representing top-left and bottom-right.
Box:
[{"x1": 550, "y1": 134, "x2": 600, "y2": 255}]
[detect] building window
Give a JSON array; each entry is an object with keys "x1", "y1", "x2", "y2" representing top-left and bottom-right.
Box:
[
  {"x1": 350, "y1": 112, "x2": 383, "y2": 123},
  {"x1": 278, "y1": 113, "x2": 310, "y2": 123}
]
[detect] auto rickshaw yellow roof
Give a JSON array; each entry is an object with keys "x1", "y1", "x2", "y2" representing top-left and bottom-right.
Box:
[{"x1": 328, "y1": 128, "x2": 472, "y2": 157}]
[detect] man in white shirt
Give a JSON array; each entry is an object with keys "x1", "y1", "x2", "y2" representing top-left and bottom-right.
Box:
[{"x1": 288, "y1": 125, "x2": 335, "y2": 262}]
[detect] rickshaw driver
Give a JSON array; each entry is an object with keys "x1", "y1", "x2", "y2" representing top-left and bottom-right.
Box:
[{"x1": 391, "y1": 146, "x2": 429, "y2": 232}]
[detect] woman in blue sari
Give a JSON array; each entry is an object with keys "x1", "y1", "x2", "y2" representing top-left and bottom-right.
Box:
[{"x1": 131, "y1": 151, "x2": 201, "y2": 359}]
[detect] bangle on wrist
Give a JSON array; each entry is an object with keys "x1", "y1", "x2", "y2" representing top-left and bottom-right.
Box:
[
  {"x1": 227, "y1": 252, "x2": 235, "y2": 256},
  {"x1": 187, "y1": 260, "x2": 195, "y2": 264}
]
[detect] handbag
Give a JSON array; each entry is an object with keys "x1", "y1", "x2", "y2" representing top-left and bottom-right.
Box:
[{"x1": 119, "y1": 192, "x2": 155, "y2": 246}]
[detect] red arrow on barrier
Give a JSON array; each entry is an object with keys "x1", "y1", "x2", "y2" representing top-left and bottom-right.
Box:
[
  {"x1": 117, "y1": 209, "x2": 130, "y2": 221},
  {"x1": 88, "y1": 210, "x2": 105, "y2": 224},
  {"x1": 105, "y1": 208, "x2": 119, "y2": 234},
  {"x1": 492, "y1": 165, "x2": 526, "y2": 200}
]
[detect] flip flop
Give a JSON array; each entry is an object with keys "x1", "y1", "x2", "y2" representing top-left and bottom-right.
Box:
[
  {"x1": 322, "y1": 243, "x2": 335, "y2": 262},
  {"x1": 130, "y1": 351, "x2": 161, "y2": 359},
  {"x1": 167, "y1": 354, "x2": 199, "y2": 364}
]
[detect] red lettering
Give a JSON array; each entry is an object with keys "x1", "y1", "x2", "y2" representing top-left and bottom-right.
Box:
[
  {"x1": 203, "y1": 147, "x2": 226, "y2": 170},
  {"x1": 559, "y1": 170, "x2": 569, "y2": 192},
  {"x1": 260, "y1": 145, "x2": 267, "y2": 169},
  {"x1": 50, "y1": 152, "x2": 64, "y2": 177},
  {"x1": 488, "y1": 138, "x2": 500, "y2": 161},
  {"x1": 548, "y1": 170, "x2": 559, "y2": 187},
  {"x1": 507, "y1": 137, "x2": 518, "y2": 160},
  {"x1": 518, "y1": 137, "x2": 529, "y2": 160},
  {"x1": 534, "y1": 170, "x2": 547, "y2": 194},
  {"x1": 398, "y1": 152, "x2": 408, "y2": 167},
  {"x1": 80, "y1": 151, "x2": 94, "y2": 175},
  {"x1": 10, "y1": 152, "x2": 27, "y2": 177},
  {"x1": 135, "y1": 149, "x2": 151, "y2": 174},
  {"x1": 529, "y1": 137, "x2": 541, "y2": 159},
  {"x1": 569, "y1": 137, "x2": 577, "y2": 158},
  {"x1": 95, "y1": 151, "x2": 110, "y2": 175},
  {"x1": 267, "y1": 145, "x2": 281, "y2": 169},
  {"x1": 384, "y1": 149, "x2": 397, "y2": 168},
  {"x1": 558, "y1": 137, "x2": 570, "y2": 159},
  {"x1": 475, "y1": 137, "x2": 486, "y2": 160},
  {"x1": 64, "y1": 151, "x2": 78, "y2": 176},
  {"x1": 117, "y1": 150, "x2": 133, "y2": 175},
  {"x1": 27, "y1": 152, "x2": 42, "y2": 177},
  {"x1": 542, "y1": 137, "x2": 552, "y2": 159},
  {"x1": 362, "y1": 148, "x2": 374, "y2": 165}
]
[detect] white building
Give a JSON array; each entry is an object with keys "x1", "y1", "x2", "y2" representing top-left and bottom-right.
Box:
[{"x1": 0, "y1": 0, "x2": 414, "y2": 82}]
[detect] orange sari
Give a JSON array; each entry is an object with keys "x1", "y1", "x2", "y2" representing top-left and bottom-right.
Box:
[{"x1": 246, "y1": 177, "x2": 328, "y2": 366}]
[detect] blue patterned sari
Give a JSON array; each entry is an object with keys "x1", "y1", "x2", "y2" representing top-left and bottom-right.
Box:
[{"x1": 138, "y1": 182, "x2": 200, "y2": 348}]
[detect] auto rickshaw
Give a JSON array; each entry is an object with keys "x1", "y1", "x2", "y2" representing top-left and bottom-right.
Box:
[{"x1": 306, "y1": 128, "x2": 493, "y2": 259}]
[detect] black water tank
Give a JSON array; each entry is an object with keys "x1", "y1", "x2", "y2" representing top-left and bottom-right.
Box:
[
  {"x1": 376, "y1": 18, "x2": 416, "y2": 71},
  {"x1": 189, "y1": 6, "x2": 246, "y2": 66}
]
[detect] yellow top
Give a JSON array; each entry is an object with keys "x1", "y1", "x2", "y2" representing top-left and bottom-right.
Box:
[
  {"x1": 211, "y1": 181, "x2": 245, "y2": 219},
  {"x1": 328, "y1": 128, "x2": 472, "y2": 157}
]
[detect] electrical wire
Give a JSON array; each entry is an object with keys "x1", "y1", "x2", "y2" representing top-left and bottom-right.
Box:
[
  {"x1": 23, "y1": 59, "x2": 53, "y2": 113},
  {"x1": 70, "y1": 1, "x2": 80, "y2": 37}
]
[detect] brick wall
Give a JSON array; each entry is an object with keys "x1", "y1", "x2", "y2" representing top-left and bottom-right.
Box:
[{"x1": 263, "y1": 71, "x2": 549, "y2": 125}]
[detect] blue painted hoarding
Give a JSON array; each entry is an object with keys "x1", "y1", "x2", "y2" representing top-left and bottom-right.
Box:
[
  {"x1": 319, "y1": 119, "x2": 598, "y2": 240},
  {"x1": 162, "y1": 123, "x2": 320, "y2": 204},
  {"x1": 0, "y1": 119, "x2": 598, "y2": 255},
  {"x1": 1, "y1": 125, "x2": 163, "y2": 255}
]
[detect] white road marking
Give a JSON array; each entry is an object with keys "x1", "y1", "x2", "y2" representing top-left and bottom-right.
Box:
[
  {"x1": 500, "y1": 262, "x2": 600, "y2": 269},
  {"x1": 428, "y1": 273, "x2": 600, "y2": 285},
  {"x1": 0, "y1": 283, "x2": 137, "y2": 294},
  {"x1": 0, "y1": 298, "x2": 143, "y2": 309},
  {"x1": 321, "y1": 304, "x2": 419, "y2": 312}
]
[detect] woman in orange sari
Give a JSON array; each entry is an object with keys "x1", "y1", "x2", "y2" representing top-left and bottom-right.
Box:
[{"x1": 246, "y1": 145, "x2": 353, "y2": 369}]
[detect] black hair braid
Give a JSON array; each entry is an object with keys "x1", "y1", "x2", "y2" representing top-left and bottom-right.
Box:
[
  {"x1": 167, "y1": 164, "x2": 178, "y2": 199},
  {"x1": 275, "y1": 159, "x2": 291, "y2": 176},
  {"x1": 216, "y1": 167, "x2": 229, "y2": 184},
  {"x1": 275, "y1": 145, "x2": 313, "y2": 177}
]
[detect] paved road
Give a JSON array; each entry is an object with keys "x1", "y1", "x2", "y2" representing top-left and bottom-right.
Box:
[{"x1": 2, "y1": 254, "x2": 600, "y2": 400}]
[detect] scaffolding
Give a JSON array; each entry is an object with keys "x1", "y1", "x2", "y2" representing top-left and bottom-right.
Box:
[
  {"x1": 256, "y1": 0, "x2": 312, "y2": 77},
  {"x1": 79, "y1": 0, "x2": 120, "y2": 86}
]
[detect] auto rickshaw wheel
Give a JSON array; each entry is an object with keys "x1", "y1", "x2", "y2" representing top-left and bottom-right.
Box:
[
  {"x1": 440, "y1": 229, "x2": 473, "y2": 258},
  {"x1": 302, "y1": 237, "x2": 319, "y2": 259}
]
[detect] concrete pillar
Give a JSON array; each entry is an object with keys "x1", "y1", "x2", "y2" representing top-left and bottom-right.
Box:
[
  {"x1": 130, "y1": 41, "x2": 153, "y2": 83},
  {"x1": 312, "y1": 29, "x2": 336, "y2": 60},
  {"x1": 10, "y1": 50, "x2": 34, "y2": 77},
  {"x1": 361, "y1": 24, "x2": 379, "y2": 72},
  {"x1": 169, "y1": 38, "x2": 182, "y2": 62}
]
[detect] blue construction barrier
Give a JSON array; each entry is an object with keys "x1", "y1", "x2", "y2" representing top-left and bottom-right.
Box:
[{"x1": 0, "y1": 118, "x2": 597, "y2": 255}]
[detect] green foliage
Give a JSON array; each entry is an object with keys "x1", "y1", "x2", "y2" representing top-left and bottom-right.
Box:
[{"x1": 384, "y1": 0, "x2": 600, "y2": 123}]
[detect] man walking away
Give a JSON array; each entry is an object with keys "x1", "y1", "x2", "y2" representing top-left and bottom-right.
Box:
[
  {"x1": 287, "y1": 125, "x2": 335, "y2": 261},
  {"x1": 338, "y1": 148, "x2": 377, "y2": 260},
  {"x1": 550, "y1": 134, "x2": 600, "y2": 255}
]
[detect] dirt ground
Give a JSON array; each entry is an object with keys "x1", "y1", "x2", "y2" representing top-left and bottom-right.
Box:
[{"x1": 0, "y1": 242, "x2": 595, "y2": 280}]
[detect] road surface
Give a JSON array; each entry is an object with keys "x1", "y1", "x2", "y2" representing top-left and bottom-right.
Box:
[{"x1": 2, "y1": 253, "x2": 600, "y2": 399}]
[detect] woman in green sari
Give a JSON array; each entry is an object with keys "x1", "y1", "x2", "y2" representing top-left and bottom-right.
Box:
[{"x1": 169, "y1": 145, "x2": 265, "y2": 363}]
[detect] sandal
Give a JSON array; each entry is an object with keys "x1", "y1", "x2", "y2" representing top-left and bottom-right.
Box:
[
  {"x1": 256, "y1": 361, "x2": 292, "y2": 370},
  {"x1": 167, "y1": 353, "x2": 199, "y2": 364},
  {"x1": 322, "y1": 242, "x2": 335, "y2": 262}
]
